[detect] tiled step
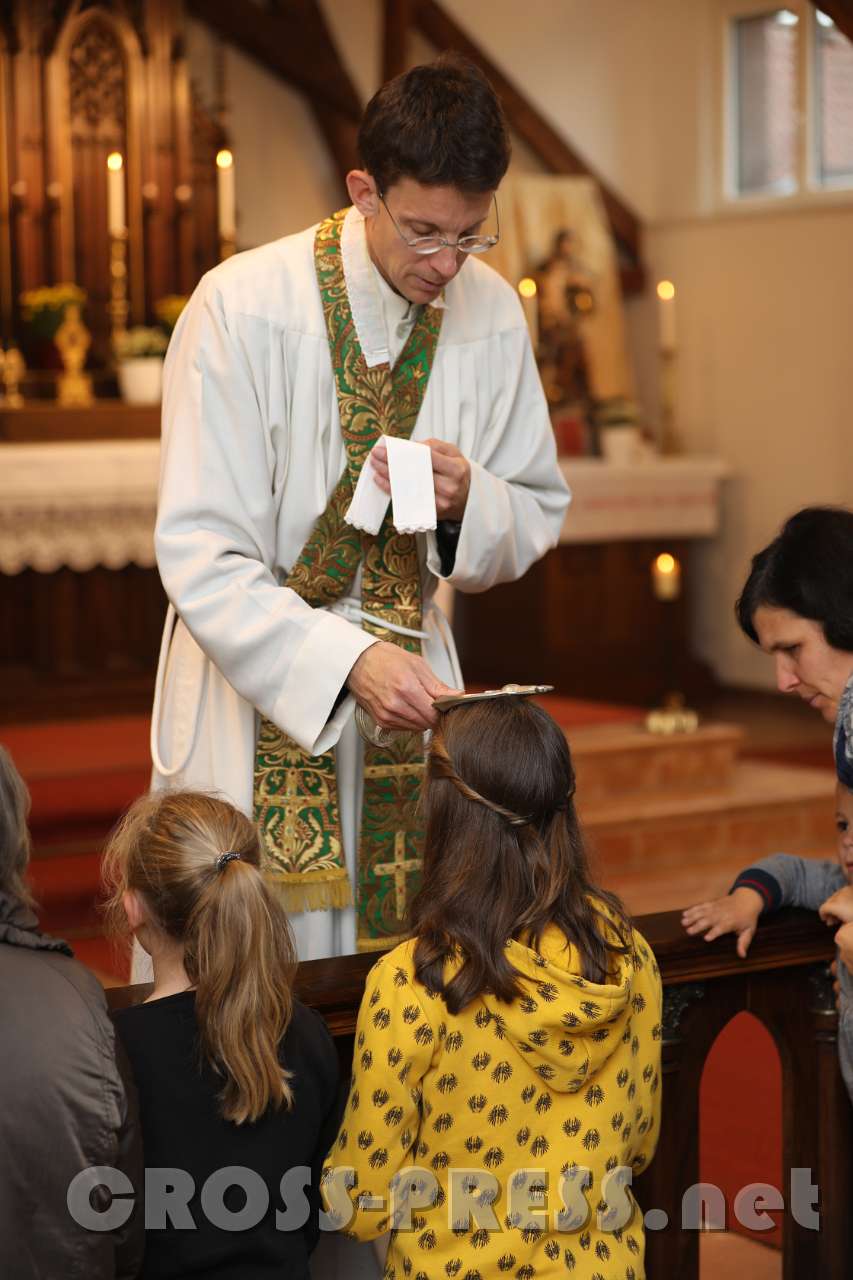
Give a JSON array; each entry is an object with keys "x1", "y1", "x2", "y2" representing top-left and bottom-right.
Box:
[{"x1": 567, "y1": 721, "x2": 744, "y2": 803}]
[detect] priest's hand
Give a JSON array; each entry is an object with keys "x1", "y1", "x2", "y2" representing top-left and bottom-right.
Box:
[
  {"x1": 819, "y1": 885, "x2": 853, "y2": 927},
  {"x1": 370, "y1": 439, "x2": 471, "y2": 521},
  {"x1": 346, "y1": 641, "x2": 459, "y2": 731},
  {"x1": 681, "y1": 887, "x2": 764, "y2": 959}
]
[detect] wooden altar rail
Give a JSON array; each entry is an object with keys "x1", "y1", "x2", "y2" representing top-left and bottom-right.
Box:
[{"x1": 107, "y1": 907, "x2": 853, "y2": 1279}]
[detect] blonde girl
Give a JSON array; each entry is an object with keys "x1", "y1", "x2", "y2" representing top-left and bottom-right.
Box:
[{"x1": 104, "y1": 790, "x2": 341, "y2": 1280}]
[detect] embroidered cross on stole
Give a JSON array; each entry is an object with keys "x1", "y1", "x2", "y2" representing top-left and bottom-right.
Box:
[{"x1": 253, "y1": 208, "x2": 442, "y2": 952}]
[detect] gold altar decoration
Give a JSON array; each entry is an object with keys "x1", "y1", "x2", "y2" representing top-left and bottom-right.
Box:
[
  {"x1": 55, "y1": 304, "x2": 93, "y2": 407},
  {"x1": 2, "y1": 346, "x2": 26, "y2": 407},
  {"x1": 108, "y1": 230, "x2": 129, "y2": 343}
]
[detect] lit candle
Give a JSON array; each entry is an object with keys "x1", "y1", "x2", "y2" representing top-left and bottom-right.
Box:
[
  {"x1": 216, "y1": 148, "x2": 236, "y2": 242},
  {"x1": 106, "y1": 152, "x2": 125, "y2": 235},
  {"x1": 651, "y1": 552, "x2": 681, "y2": 601},
  {"x1": 656, "y1": 279, "x2": 677, "y2": 353},
  {"x1": 518, "y1": 277, "x2": 538, "y2": 351}
]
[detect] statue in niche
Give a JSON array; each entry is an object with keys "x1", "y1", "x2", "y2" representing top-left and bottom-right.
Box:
[{"x1": 534, "y1": 229, "x2": 597, "y2": 454}]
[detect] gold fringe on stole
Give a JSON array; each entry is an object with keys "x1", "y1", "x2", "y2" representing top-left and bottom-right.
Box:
[
  {"x1": 264, "y1": 869, "x2": 354, "y2": 914},
  {"x1": 357, "y1": 934, "x2": 406, "y2": 954}
]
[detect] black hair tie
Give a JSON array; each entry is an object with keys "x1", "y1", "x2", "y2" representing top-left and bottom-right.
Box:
[{"x1": 215, "y1": 851, "x2": 242, "y2": 871}]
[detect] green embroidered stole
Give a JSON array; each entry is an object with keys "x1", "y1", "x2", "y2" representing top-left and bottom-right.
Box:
[{"x1": 253, "y1": 207, "x2": 442, "y2": 952}]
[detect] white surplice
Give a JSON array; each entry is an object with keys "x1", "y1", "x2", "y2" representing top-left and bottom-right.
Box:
[{"x1": 150, "y1": 206, "x2": 571, "y2": 961}]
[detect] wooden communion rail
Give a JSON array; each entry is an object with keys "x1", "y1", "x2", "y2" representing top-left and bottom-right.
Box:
[{"x1": 108, "y1": 907, "x2": 853, "y2": 1279}]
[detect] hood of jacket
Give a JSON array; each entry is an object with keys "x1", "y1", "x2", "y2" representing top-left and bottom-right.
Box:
[
  {"x1": 477, "y1": 923, "x2": 641, "y2": 1094},
  {"x1": 0, "y1": 891, "x2": 72, "y2": 956}
]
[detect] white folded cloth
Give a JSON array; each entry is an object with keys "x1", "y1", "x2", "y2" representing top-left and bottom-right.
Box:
[
  {"x1": 344, "y1": 441, "x2": 391, "y2": 535},
  {"x1": 345, "y1": 435, "x2": 437, "y2": 535},
  {"x1": 386, "y1": 435, "x2": 437, "y2": 533}
]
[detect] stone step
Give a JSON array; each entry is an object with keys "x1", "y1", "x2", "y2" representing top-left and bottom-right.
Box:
[
  {"x1": 580, "y1": 761, "x2": 837, "y2": 901},
  {"x1": 567, "y1": 721, "x2": 744, "y2": 803}
]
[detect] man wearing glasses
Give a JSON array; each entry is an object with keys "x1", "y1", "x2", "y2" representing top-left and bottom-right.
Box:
[{"x1": 151, "y1": 54, "x2": 570, "y2": 965}]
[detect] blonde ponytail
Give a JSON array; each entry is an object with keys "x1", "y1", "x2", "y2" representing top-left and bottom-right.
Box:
[{"x1": 102, "y1": 791, "x2": 298, "y2": 1124}]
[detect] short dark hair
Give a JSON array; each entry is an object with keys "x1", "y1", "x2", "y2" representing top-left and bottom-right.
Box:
[
  {"x1": 358, "y1": 53, "x2": 511, "y2": 194},
  {"x1": 410, "y1": 698, "x2": 631, "y2": 1014},
  {"x1": 735, "y1": 506, "x2": 853, "y2": 651}
]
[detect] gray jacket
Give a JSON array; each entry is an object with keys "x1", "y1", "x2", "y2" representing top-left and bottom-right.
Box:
[
  {"x1": 0, "y1": 893, "x2": 143, "y2": 1279},
  {"x1": 736, "y1": 853, "x2": 853, "y2": 1103}
]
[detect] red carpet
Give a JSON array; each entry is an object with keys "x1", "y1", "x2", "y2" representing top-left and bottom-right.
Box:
[{"x1": 2, "y1": 706, "x2": 782, "y2": 1238}]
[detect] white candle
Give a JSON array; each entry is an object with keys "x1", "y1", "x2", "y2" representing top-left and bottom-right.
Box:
[
  {"x1": 656, "y1": 279, "x2": 677, "y2": 353},
  {"x1": 651, "y1": 552, "x2": 681, "y2": 601},
  {"x1": 106, "y1": 152, "x2": 125, "y2": 235},
  {"x1": 216, "y1": 149, "x2": 236, "y2": 241},
  {"x1": 518, "y1": 277, "x2": 539, "y2": 351}
]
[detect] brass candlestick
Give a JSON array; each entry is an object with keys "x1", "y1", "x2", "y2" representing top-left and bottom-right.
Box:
[
  {"x1": 219, "y1": 234, "x2": 236, "y2": 260},
  {"x1": 644, "y1": 551, "x2": 699, "y2": 735},
  {"x1": 108, "y1": 229, "x2": 129, "y2": 344},
  {"x1": 1, "y1": 345, "x2": 25, "y2": 407},
  {"x1": 55, "y1": 304, "x2": 93, "y2": 406},
  {"x1": 659, "y1": 349, "x2": 683, "y2": 456}
]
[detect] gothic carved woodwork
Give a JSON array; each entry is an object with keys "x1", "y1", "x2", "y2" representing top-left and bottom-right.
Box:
[{"x1": 0, "y1": 0, "x2": 224, "y2": 367}]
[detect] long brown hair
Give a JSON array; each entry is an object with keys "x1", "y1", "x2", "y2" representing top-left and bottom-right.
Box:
[
  {"x1": 411, "y1": 699, "x2": 631, "y2": 1013},
  {"x1": 102, "y1": 791, "x2": 297, "y2": 1124}
]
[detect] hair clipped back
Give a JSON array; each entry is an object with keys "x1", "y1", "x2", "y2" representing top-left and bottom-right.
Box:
[
  {"x1": 102, "y1": 791, "x2": 297, "y2": 1124},
  {"x1": 736, "y1": 506, "x2": 853, "y2": 650},
  {"x1": 410, "y1": 699, "x2": 631, "y2": 1013},
  {"x1": 359, "y1": 53, "x2": 511, "y2": 194}
]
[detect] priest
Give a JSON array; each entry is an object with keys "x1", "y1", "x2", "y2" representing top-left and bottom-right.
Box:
[{"x1": 150, "y1": 53, "x2": 570, "y2": 961}]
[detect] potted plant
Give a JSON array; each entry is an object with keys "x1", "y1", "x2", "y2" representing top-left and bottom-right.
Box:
[
  {"x1": 595, "y1": 397, "x2": 644, "y2": 465},
  {"x1": 19, "y1": 282, "x2": 87, "y2": 368},
  {"x1": 114, "y1": 326, "x2": 168, "y2": 404}
]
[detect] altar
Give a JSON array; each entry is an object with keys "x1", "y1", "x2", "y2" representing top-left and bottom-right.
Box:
[
  {"x1": 455, "y1": 454, "x2": 730, "y2": 706},
  {"x1": 0, "y1": 438, "x2": 728, "y2": 719}
]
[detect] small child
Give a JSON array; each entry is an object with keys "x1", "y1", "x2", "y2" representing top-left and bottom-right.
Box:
[
  {"x1": 104, "y1": 790, "x2": 343, "y2": 1280},
  {"x1": 682, "y1": 781, "x2": 853, "y2": 1101}
]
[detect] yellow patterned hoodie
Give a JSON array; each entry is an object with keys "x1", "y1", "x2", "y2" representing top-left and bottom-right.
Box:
[{"x1": 323, "y1": 920, "x2": 662, "y2": 1280}]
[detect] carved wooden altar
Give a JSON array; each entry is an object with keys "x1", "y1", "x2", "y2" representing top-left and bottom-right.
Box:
[{"x1": 0, "y1": 0, "x2": 224, "y2": 361}]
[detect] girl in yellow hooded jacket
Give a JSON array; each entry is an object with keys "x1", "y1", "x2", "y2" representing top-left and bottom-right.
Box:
[{"x1": 324, "y1": 694, "x2": 662, "y2": 1279}]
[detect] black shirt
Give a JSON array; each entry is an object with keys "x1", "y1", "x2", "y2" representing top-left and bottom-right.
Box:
[{"x1": 113, "y1": 992, "x2": 341, "y2": 1280}]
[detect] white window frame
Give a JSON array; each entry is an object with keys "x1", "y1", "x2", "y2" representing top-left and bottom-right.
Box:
[{"x1": 717, "y1": 0, "x2": 853, "y2": 211}]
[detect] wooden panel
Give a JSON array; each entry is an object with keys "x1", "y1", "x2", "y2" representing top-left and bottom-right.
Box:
[
  {"x1": 0, "y1": 402, "x2": 160, "y2": 440},
  {"x1": 0, "y1": 563, "x2": 165, "y2": 722},
  {"x1": 454, "y1": 540, "x2": 716, "y2": 707}
]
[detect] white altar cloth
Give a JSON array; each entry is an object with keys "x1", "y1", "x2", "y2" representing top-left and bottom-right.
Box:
[
  {"x1": 0, "y1": 441, "x2": 729, "y2": 576},
  {"x1": 559, "y1": 457, "x2": 729, "y2": 544},
  {"x1": 0, "y1": 439, "x2": 160, "y2": 574}
]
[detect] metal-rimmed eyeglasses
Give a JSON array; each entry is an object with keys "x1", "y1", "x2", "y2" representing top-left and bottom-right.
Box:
[{"x1": 378, "y1": 192, "x2": 500, "y2": 256}]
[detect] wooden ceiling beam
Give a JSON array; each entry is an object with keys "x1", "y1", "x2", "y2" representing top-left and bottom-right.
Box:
[
  {"x1": 807, "y1": 0, "x2": 853, "y2": 43},
  {"x1": 383, "y1": 0, "x2": 413, "y2": 83},
  {"x1": 412, "y1": 0, "x2": 642, "y2": 279},
  {"x1": 187, "y1": 0, "x2": 361, "y2": 122}
]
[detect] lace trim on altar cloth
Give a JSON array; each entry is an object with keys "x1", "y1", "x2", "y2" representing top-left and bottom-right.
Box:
[{"x1": 0, "y1": 505, "x2": 156, "y2": 574}]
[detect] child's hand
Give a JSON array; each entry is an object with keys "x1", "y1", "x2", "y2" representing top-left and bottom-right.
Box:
[
  {"x1": 818, "y1": 885, "x2": 853, "y2": 926},
  {"x1": 836, "y1": 922, "x2": 853, "y2": 977},
  {"x1": 681, "y1": 888, "x2": 764, "y2": 959}
]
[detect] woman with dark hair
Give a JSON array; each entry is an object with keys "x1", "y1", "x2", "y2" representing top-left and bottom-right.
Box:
[
  {"x1": 0, "y1": 745, "x2": 142, "y2": 1279},
  {"x1": 325, "y1": 695, "x2": 662, "y2": 1278},
  {"x1": 735, "y1": 506, "x2": 853, "y2": 787}
]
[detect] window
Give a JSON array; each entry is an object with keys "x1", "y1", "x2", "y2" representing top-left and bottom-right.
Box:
[{"x1": 725, "y1": 4, "x2": 853, "y2": 199}]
